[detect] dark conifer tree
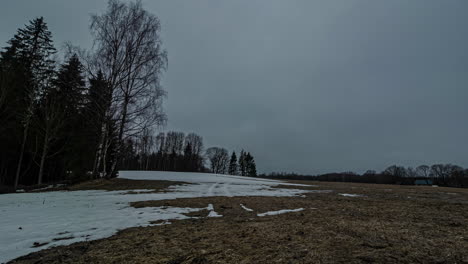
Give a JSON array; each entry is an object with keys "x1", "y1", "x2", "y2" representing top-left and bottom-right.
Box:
[
  {"x1": 238, "y1": 150, "x2": 246, "y2": 176},
  {"x1": 183, "y1": 143, "x2": 193, "y2": 171},
  {"x1": 245, "y1": 153, "x2": 257, "y2": 177},
  {"x1": 51, "y1": 54, "x2": 88, "y2": 181},
  {"x1": 1, "y1": 17, "x2": 56, "y2": 188},
  {"x1": 228, "y1": 151, "x2": 238, "y2": 175}
]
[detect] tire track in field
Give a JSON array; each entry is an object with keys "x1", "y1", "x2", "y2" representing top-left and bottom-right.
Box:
[
  {"x1": 223, "y1": 183, "x2": 232, "y2": 197},
  {"x1": 207, "y1": 182, "x2": 219, "y2": 196}
]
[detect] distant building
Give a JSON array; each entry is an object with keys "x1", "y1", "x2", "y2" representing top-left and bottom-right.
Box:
[{"x1": 414, "y1": 179, "x2": 433, "y2": 185}]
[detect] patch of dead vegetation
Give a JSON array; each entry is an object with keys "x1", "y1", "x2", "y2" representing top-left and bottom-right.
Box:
[{"x1": 10, "y1": 181, "x2": 468, "y2": 264}]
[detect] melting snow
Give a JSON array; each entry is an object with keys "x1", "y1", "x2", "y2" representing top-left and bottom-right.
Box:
[
  {"x1": 257, "y1": 208, "x2": 305, "y2": 217},
  {"x1": 240, "y1": 204, "x2": 254, "y2": 212},
  {"x1": 207, "y1": 211, "x2": 223, "y2": 218},
  {"x1": 206, "y1": 203, "x2": 222, "y2": 217},
  {"x1": 339, "y1": 193, "x2": 363, "y2": 197},
  {"x1": 0, "y1": 171, "x2": 316, "y2": 263}
]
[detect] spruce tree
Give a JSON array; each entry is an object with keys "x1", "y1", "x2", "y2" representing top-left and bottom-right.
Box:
[
  {"x1": 244, "y1": 153, "x2": 252, "y2": 176},
  {"x1": 51, "y1": 55, "x2": 88, "y2": 181},
  {"x1": 228, "y1": 151, "x2": 238, "y2": 175},
  {"x1": 239, "y1": 150, "x2": 246, "y2": 176},
  {"x1": 183, "y1": 143, "x2": 193, "y2": 171},
  {"x1": 247, "y1": 153, "x2": 257, "y2": 177},
  {"x1": 2, "y1": 17, "x2": 56, "y2": 188},
  {"x1": 53, "y1": 54, "x2": 86, "y2": 117}
]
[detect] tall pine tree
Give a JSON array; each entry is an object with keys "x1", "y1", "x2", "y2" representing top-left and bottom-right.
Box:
[
  {"x1": 52, "y1": 54, "x2": 88, "y2": 182},
  {"x1": 245, "y1": 152, "x2": 257, "y2": 177},
  {"x1": 228, "y1": 151, "x2": 238, "y2": 175},
  {"x1": 238, "y1": 150, "x2": 246, "y2": 176},
  {"x1": 1, "y1": 17, "x2": 56, "y2": 188}
]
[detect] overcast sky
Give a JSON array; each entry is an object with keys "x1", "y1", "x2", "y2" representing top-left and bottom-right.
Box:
[{"x1": 1, "y1": 1, "x2": 468, "y2": 174}]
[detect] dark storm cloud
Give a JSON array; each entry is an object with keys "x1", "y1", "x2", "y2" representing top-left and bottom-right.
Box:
[{"x1": 2, "y1": 0, "x2": 468, "y2": 174}]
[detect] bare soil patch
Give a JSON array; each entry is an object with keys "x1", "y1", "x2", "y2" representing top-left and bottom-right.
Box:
[{"x1": 10, "y1": 180, "x2": 468, "y2": 264}]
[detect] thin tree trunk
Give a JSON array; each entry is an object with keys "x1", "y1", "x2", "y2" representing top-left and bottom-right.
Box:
[
  {"x1": 101, "y1": 138, "x2": 109, "y2": 178},
  {"x1": 92, "y1": 122, "x2": 107, "y2": 178},
  {"x1": 109, "y1": 99, "x2": 128, "y2": 178},
  {"x1": 37, "y1": 130, "x2": 49, "y2": 185},
  {"x1": 14, "y1": 122, "x2": 30, "y2": 190}
]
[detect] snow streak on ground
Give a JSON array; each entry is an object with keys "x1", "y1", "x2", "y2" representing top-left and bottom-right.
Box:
[
  {"x1": 240, "y1": 204, "x2": 254, "y2": 212},
  {"x1": 0, "y1": 171, "x2": 315, "y2": 263},
  {"x1": 339, "y1": 193, "x2": 364, "y2": 197},
  {"x1": 257, "y1": 208, "x2": 305, "y2": 217}
]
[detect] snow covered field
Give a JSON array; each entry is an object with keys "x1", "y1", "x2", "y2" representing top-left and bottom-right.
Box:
[{"x1": 0, "y1": 171, "x2": 314, "y2": 263}]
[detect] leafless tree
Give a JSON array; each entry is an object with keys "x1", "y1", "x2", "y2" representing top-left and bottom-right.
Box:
[
  {"x1": 430, "y1": 164, "x2": 454, "y2": 182},
  {"x1": 383, "y1": 165, "x2": 407, "y2": 178},
  {"x1": 88, "y1": 0, "x2": 167, "y2": 177},
  {"x1": 155, "y1": 132, "x2": 166, "y2": 153},
  {"x1": 416, "y1": 165, "x2": 431, "y2": 178},
  {"x1": 406, "y1": 167, "x2": 417, "y2": 178},
  {"x1": 430, "y1": 164, "x2": 462, "y2": 185},
  {"x1": 165, "y1": 132, "x2": 185, "y2": 155},
  {"x1": 184, "y1": 133, "x2": 204, "y2": 171},
  {"x1": 185, "y1": 133, "x2": 204, "y2": 157},
  {"x1": 137, "y1": 127, "x2": 154, "y2": 170},
  {"x1": 206, "y1": 147, "x2": 229, "y2": 174}
]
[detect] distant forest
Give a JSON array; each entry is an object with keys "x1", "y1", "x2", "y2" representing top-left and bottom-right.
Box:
[
  {"x1": 119, "y1": 131, "x2": 257, "y2": 177},
  {"x1": 261, "y1": 164, "x2": 468, "y2": 188},
  {"x1": 0, "y1": 1, "x2": 257, "y2": 191}
]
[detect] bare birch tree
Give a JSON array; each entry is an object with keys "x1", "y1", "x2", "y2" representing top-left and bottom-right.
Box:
[{"x1": 89, "y1": 0, "x2": 167, "y2": 178}]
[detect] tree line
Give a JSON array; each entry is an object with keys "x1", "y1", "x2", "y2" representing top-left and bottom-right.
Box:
[
  {"x1": 117, "y1": 131, "x2": 258, "y2": 177},
  {"x1": 206, "y1": 148, "x2": 257, "y2": 177},
  {"x1": 260, "y1": 163, "x2": 468, "y2": 188},
  {"x1": 119, "y1": 131, "x2": 204, "y2": 172},
  {"x1": 0, "y1": 0, "x2": 167, "y2": 190}
]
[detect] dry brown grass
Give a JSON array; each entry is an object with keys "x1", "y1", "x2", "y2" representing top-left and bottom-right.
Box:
[{"x1": 10, "y1": 180, "x2": 468, "y2": 264}]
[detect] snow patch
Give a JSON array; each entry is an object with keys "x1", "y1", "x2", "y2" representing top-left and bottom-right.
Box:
[
  {"x1": 1, "y1": 171, "x2": 317, "y2": 263},
  {"x1": 119, "y1": 171, "x2": 313, "y2": 187},
  {"x1": 339, "y1": 193, "x2": 363, "y2": 197},
  {"x1": 240, "y1": 204, "x2": 254, "y2": 212},
  {"x1": 207, "y1": 203, "x2": 222, "y2": 217},
  {"x1": 207, "y1": 211, "x2": 223, "y2": 218},
  {"x1": 257, "y1": 208, "x2": 304, "y2": 217}
]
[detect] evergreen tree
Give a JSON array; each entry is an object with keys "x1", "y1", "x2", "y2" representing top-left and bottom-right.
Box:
[
  {"x1": 51, "y1": 55, "x2": 88, "y2": 182},
  {"x1": 228, "y1": 151, "x2": 238, "y2": 175},
  {"x1": 1, "y1": 17, "x2": 56, "y2": 188},
  {"x1": 244, "y1": 153, "x2": 252, "y2": 176},
  {"x1": 53, "y1": 54, "x2": 85, "y2": 117},
  {"x1": 246, "y1": 153, "x2": 257, "y2": 177},
  {"x1": 239, "y1": 150, "x2": 246, "y2": 176},
  {"x1": 183, "y1": 143, "x2": 193, "y2": 171}
]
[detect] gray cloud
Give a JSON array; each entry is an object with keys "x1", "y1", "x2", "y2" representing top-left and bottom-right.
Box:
[{"x1": 2, "y1": 0, "x2": 467, "y2": 174}]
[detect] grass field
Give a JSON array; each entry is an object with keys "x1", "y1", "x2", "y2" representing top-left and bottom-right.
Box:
[{"x1": 9, "y1": 178, "x2": 468, "y2": 264}]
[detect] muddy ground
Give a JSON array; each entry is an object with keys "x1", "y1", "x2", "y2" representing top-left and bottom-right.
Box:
[{"x1": 10, "y1": 180, "x2": 468, "y2": 264}]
